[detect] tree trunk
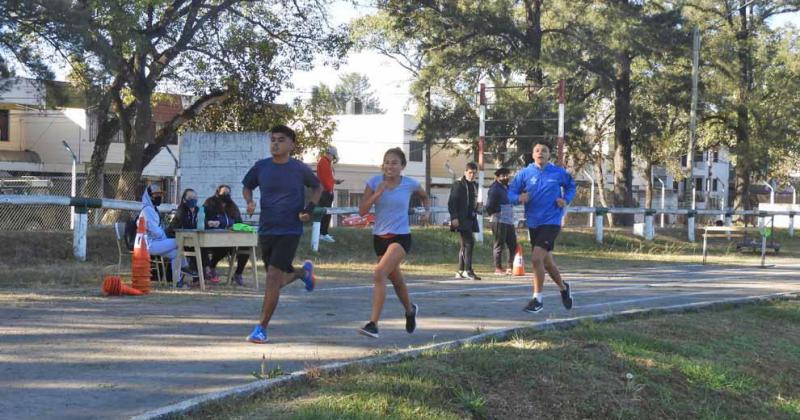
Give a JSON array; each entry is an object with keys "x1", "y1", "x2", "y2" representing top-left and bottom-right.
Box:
[
  {"x1": 733, "y1": 7, "x2": 752, "y2": 213},
  {"x1": 594, "y1": 149, "x2": 612, "y2": 226},
  {"x1": 523, "y1": 0, "x2": 544, "y2": 85},
  {"x1": 115, "y1": 87, "x2": 153, "y2": 201},
  {"x1": 85, "y1": 117, "x2": 119, "y2": 198},
  {"x1": 613, "y1": 51, "x2": 634, "y2": 226}
]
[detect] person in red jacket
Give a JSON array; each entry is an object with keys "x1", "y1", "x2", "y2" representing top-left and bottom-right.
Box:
[{"x1": 317, "y1": 146, "x2": 342, "y2": 242}]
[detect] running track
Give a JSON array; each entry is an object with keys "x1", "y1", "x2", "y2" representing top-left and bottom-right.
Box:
[{"x1": 1, "y1": 262, "x2": 799, "y2": 419}]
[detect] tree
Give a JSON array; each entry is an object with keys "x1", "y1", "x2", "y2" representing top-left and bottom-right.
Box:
[
  {"x1": 311, "y1": 73, "x2": 384, "y2": 114},
  {"x1": 551, "y1": 0, "x2": 686, "y2": 224},
  {"x1": 687, "y1": 1, "x2": 800, "y2": 210},
  {"x1": 16, "y1": 0, "x2": 348, "y2": 201}
]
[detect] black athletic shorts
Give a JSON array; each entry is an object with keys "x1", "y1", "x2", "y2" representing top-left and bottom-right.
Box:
[
  {"x1": 529, "y1": 225, "x2": 561, "y2": 252},
  {"x1": 373, "y1": 234, "x2": 412, "y2": 257},
  {"x1": 259, "y1": 235, "x2": 300, "y2": 273}
]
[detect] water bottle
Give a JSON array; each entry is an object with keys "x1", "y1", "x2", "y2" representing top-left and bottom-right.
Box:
[{"x1": 197, "y1": 205, "x2": 205, "y2": 231}]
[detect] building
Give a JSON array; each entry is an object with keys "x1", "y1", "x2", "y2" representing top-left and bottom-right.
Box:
[{"x1": 0, "y1": 77, "x2": 182, "y2": 201}]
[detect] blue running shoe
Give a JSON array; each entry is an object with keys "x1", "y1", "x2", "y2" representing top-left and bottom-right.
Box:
[
  {"x1": 247, "y1": 325, "x2": 268, "y2": 344},
  {"x1": 301, "y1": 260, "x2": 315, "y2": 291}
]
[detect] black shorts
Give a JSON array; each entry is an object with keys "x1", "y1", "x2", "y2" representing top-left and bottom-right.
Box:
[
  {"x1": 529, "y1": 225, "x2": 561, "y2": 252},
  {"x1": 259, "y1": 235, "x2": 300, "y2": 273},
  {"x1": 373, "y1": 234, "x2": 412, "y2": 257}
]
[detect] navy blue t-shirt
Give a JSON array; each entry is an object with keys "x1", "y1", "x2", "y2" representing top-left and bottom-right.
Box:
[{"x1": 242, "y1": 157, "x2": 320, "y2": 236}]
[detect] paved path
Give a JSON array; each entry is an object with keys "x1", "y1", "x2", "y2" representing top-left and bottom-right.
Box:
[{"x1": 2, "y1": 262, "x2": 799, "y2": 419}]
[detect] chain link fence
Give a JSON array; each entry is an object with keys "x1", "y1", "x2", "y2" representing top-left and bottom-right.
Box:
[{"x1": 0, "y1": 172, "x2": 154, "y2": 232}]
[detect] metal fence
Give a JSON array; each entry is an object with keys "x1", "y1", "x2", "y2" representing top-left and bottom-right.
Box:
[{"x1": 0, "y1": 172, "x2": 169, "y2": 231}]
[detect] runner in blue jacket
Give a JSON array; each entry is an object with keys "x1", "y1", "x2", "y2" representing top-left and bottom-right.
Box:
[{"x1": 508, "y1": 142, "x2": 576, "y2": 314}]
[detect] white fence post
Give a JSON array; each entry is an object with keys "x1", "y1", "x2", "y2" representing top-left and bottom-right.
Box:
[
  {"x1": 73, "y1": 211, "x2": 88, "y2": 261},
  {"x1": 644, "y1": 210, "x2": 655, "y2": 241},
  {"x1": 789, "y1": 212, "x2": 795, "y2": 238},
  {"x1": 687, "y1": 211, "x2": 696, "y2": 242},
  {"x1": 595, "y1": 208, "x2": 606, "y2": 244}
]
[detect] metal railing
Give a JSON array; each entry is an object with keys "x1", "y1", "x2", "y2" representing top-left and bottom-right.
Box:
[{"x1": 0, "y1": 194, "x2": 795, "y2": 260}]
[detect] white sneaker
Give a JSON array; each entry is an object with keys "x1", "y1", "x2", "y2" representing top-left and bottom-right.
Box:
[{"x1": 320, "y1": 234, "x2": 336, "y2": 243}]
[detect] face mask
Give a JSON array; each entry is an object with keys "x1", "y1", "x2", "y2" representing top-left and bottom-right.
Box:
[
  {"x1": 185, "y1": 198, "x2": 197, "y2": 208},
  {"x1": 220, "y1": 194, "x2": 232, "y2": 203},
  {"x1": 151, "y1": 196, "x2": 163, "y2": 207}
]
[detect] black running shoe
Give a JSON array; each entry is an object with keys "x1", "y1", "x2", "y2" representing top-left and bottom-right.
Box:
[
  {"x1": 524, "y1": 298, "x2": 543, "y2": 313},
  {"x1": 359, "y1": 321, "x2": 379, "y2": 338},
  {"x1": 560, "y1": 282, "x2": 573, "y2": 310},
  {"x1": 465, "y1": 271, "x2": 482, "y2": 281},
  {"x1": 405, "y1": 304, "x2": 418, "y2": 334}
]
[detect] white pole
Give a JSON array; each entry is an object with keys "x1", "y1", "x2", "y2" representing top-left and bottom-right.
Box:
[
  {"x1": 73, "y1": 211, "x2": 87, "y2": 261},
  {"x1": 688, "y1": 213, "x2": 696, "y2": 242},
  {"x1": 656, "y1": 176, "x2": 665, "y2": 228},
  {"x1": 70, "y1": 157, "x2": 76, "y2": 229},
  {"x1": 476, "y1": 84, "x2": 486, "y2": 243},
  {"x1": 583, "y1": 169, "x2": 595, "y2": 227},
  {"x1": 790, "y1": 184, "x2": 796, "y2": 205},
  {"x1": 595, "y1": 212, "x2": 604, "y2": 244},
  {"x1": 63, "y1": 140, "x2": 78, "y2": 230},
  {"x1": 764, "y1": 181, "x2": 775, "y2": 204},
  {"x1": 311, "y1": 220, "x2": 321, "y2": 252}
]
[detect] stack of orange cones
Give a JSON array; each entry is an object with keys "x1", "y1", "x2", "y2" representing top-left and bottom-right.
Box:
[
  {"x1": 131, "y1": 215, "x2": 152, "y2": 294},
  {"x1": 102, "y1": 276, "x2": 144, "y2": 296},
  {"x1": 512, "y1": 245, "x2": 526, "y2": 276}
]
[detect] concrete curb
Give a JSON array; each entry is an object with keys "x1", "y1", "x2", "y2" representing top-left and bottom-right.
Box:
[{"x1": 132, "y1": 291, "x2": 798, "y2": 419}]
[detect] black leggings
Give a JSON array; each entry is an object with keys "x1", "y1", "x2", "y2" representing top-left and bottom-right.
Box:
[
  {"x1": 207, "y1": 247, "x2": 250, "y2": 275},
  {"x1": 319, "y1": 191, "x2": 334, "y2": 235},
  {"x1": 458, "y1": 230, "x2": 475, "y2": 272}
]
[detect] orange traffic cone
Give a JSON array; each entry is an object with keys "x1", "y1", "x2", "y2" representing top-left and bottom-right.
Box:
[
  {"x1": 512, "y1": 245, "x2": 526, "y2": 276},
  {"x1": 102, "y1": 276, "x2": 144, "y2": 296},
  {"x1": 131, "y1": 215, "x2": 151, "y2": 294}
]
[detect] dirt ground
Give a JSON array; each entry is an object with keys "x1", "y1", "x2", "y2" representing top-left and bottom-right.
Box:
[{"x1": 1, "y1": 260, "x2": 799, "y2": 419}]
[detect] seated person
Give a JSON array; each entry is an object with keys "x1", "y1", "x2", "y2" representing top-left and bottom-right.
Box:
[
  {"x1": 138, "y1": 184, "x2": 196, "y2": 284},
  {"x1": 167, "y1": 188, "x2": 200, "y2": 236},
  {"x1": 166, "y1": 188, "x2": 204, "y2": 273},
  {"x1": 201, "y1": 184, "x2": 250, "y2": 285}
]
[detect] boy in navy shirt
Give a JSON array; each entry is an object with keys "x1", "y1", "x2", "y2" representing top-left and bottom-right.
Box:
[
  {"x1": 508, "y1": 142, "x2": 576, "y2": 313},
  {"x1": 242, "y1": 125, "x2": 321, "y2": 343}
]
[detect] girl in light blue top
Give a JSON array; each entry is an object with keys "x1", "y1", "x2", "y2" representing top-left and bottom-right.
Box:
[{"x1": 357, "y1": 147, "x2": 430, "y2": 339}]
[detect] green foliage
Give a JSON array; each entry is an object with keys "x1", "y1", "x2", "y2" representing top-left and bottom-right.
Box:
[{"x1": 311, "y1": 72, "x2": 385, "y2": 114}]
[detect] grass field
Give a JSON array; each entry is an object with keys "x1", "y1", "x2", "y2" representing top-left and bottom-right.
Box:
[
  {"x1": 189, "y1": 299, "x2": 800, "y2": 419},
  {"x1": 1, "y1": 224, "x2": 797, "y2": 289}
]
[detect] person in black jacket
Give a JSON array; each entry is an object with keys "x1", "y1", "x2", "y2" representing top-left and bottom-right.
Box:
[
  {"x1": 167, "y1": 188, "x2": 199, "y2": 236},
  {"x1": 202, "y1": 184, "x2": 250, "y2": 285},
  {"x1": 486, "y1": 168, "x2": 517, "y2": 275},
  {"x1": 449, "y1": 162, "x2": 481, "y2": 280}
]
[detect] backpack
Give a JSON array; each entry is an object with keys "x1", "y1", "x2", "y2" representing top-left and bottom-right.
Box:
[{"x1": 124, "y1": 219, "x2": 137, "y2": 251}]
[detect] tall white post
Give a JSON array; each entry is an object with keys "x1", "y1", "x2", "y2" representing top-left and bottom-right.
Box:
[
  {"x1": 70, "y1": 158, "x2": 76, "y2": 229},
  {"x1": 688, "y1": 212, "x2": 696, "y2": 242},
  {"x1": 583, "y1": 169, "x2": 595, "y2": 227},
  {"x1": 764, "y1": 181, "x2": 775, "y2": 204},
  {"x1": 655, "y1": 176, "x2": 665, "y2": 228},
  {"x1": 476, "y1": 83, "x2": 486, "y2": 243}
]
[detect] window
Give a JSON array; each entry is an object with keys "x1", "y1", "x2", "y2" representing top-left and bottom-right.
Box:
[
  {"x1": 409, "y1": 141, "x2": 424, "y2": 162},
  {"x1": 336, "y1": 190, "x2": 350, "y2": 207},
  {"x1": 0, "y1": 110, "x2": 9, "y2": 141},
  {"x1": 713, "y1": 151, "x2": 719, "y2": 163},
  {"x1": 673, "y1": 181, "x2": 680, "y2": 192},
  {"x1": 712, "y1": 179, "x2": 718, "y2": 191},
  {"x1": 695, "y1": 177, "x2": 703, "y2": 191}
]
